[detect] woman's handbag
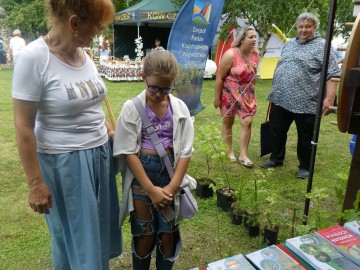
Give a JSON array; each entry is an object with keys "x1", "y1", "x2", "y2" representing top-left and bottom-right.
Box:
[
  {"x1": 179, "y1": 186, "x2": 198, "y2": 218},
  {"x1": 260, "y1": 102, "x2": 272, "y2": 157},
  {"x1": 132, "y1": 97, "x2": 198, "y2": 219}
]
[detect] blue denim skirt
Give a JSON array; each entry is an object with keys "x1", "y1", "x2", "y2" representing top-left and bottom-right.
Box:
[{"x1": 37, "y1": 141, "x2": 122, "y2": 270}]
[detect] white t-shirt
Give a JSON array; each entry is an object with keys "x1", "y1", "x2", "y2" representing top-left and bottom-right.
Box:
[
  {"x1": 10, "y1": 36, "x2": 26, "y2": 51},
  {"x1": 12, "y1": 38, "x2": 108, "y2": 154},
  {"x1": 9, "y1": 36, "x2": 26, "y2": 63}
]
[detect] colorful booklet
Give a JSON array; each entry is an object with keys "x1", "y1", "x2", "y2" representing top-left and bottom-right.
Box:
[
  {"x1": 277, "y1": 244, "x2": 310, "y2": 269},
  {"x1": 344, "y1": 221, "x2": 360, "y2": 238},
  {"x1": 207, "y1": 254, "x2": 255, "y2": 270},
  {"x1": 286, "y1": 233, "x2": 360, "y2": 270},
  {"x1": 245, "y1": 245, "x2": 306, "y2": 270},
  {"x1": 316, "y1": 225, "x2": 360, "y2": 266}
]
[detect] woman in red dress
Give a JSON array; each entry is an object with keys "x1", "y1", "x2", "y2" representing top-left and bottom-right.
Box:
[{"x1": 214, "y1": 26, "x2": 259, "y2": 167}]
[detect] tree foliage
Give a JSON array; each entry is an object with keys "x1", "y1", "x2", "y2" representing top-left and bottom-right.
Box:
[
  {"x1": 172, "y1": 0, "x2": 354, "y2": 55},
  {"x1": 0, "y1": 0, "x2": 138, "y2": 40},
  {"x1": 0, "y1": 0, "x2": 354, "y2": 50},
  {"x1": 113, "y1": 0, "x2": 139, "y2": 12},
  {"x1": 0, "y1": 0, "x2": 47, "y2": 40}
]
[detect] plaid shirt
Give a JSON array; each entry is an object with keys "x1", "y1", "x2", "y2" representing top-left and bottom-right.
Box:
[{"x1": 268, "y1": 35, "x2": 341, "y2": 114}]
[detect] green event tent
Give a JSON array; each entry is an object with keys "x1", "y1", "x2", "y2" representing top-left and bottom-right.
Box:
[{"x1": 113, "y1": 0, "x2": 181, "y2": 59}]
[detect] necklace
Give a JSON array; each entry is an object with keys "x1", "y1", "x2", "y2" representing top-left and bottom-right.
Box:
[
  {"x1": 237, "y1": 47, "x2": 251, "y2": 62},
  {"x1": 47, "y1": 34, "x2": 80, "y2": 67},
  {"x1": 237, "y1": 47, "x2": 256, "y2": 77}
]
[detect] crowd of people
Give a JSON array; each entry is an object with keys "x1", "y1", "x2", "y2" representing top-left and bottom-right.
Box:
[
  {"x1": 10, "y1": 0, "x2": 341, "y2": 267},
  {"x1": 216, "y1": 12, "x2": 340, "y2": 179}
]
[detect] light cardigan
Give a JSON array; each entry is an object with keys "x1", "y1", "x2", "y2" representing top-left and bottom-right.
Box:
[{"x1": 113, "y1": 90, "x2": 195, "y2": 226}]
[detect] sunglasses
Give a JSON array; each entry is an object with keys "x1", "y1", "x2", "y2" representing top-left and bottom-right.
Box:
[{"x1": 144, "y1": 77, "x2": 174, "y2": 95}]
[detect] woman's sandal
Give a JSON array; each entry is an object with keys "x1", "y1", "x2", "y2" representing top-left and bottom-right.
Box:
[
  {"x1": 227, "y1": 154, "x2": 237, "y2": 163},
  {"x1": 239, "y1": 158, "x2": 254, "y2": 168}
]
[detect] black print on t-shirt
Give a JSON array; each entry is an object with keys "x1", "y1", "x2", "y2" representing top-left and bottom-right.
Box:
[
  {"x1": 76, "y1": 81, "x2": 89, "y2": 97},
  {"x1": 65, "y1": 83, "x2": 78, "y2": 100},
  {"x1": 85, "y1": 79, "x2": 98, "y2": 99},
  {"x1": 65, "y1": 78, "x2": 104, "y2": 101},
  {"x1": 93, "y1": 77, "x2": 105, "y2": 95}
]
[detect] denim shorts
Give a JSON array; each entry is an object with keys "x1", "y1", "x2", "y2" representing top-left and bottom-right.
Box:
[{"x1": 131, "y1": 153, "x2": 179, "y2": 236}]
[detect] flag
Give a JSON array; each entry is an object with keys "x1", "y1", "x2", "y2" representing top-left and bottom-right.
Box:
[
  {"x1": 259, "y1": 24, "x2": 287, "y2": 79},
  {"x1": 167, "y1": 0, "x2": 225, "y2": 116}
]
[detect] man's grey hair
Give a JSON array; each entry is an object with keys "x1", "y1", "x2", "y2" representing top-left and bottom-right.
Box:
[{"x1": 296, "y1": 12, "x2": 319, "y2": 29}]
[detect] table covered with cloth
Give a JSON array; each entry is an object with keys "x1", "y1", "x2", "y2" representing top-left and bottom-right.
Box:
[{"x1": 98, "y1": 61, "x2": 143, "y2": 82}]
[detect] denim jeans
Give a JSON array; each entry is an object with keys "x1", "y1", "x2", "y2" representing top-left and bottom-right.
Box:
[{"x1": 131, "y1": 153, "x2": 182, "y2": 270}]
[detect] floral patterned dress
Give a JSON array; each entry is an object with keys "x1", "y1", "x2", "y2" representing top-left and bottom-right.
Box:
[{"x1": 221, "y1": 47, "x2": 259, "y2": 118}]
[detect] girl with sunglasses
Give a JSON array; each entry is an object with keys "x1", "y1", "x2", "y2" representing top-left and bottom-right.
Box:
[{"x1": 113, "y1": 50, "x2": 194, "y2": 270}]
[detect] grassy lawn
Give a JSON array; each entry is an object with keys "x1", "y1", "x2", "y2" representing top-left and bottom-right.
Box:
[{"x1": 0, "y1": 67, "x2": 352, "y2": 269}]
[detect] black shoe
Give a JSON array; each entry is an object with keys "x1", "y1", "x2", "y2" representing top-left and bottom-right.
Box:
[
  {"x1": 297, "y1": 168, "x2": 309, "y2": 179},
  {"x1": 260, "y1": 160, "x2": 283, "y2": 169}
]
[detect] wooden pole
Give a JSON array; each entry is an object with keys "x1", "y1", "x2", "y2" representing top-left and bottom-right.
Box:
[
  {"x1": 84, "y1": 47, "x2": 117, "y2": 129},
  {"x1": 105, "y1": 97, "x2": 116, "y2": 129},
  {"x1": 342, "y1": 135, "x2": 360, "y2": 220},
  {"x1": 303, "y1": 0, "x2": 338, "y2": 223}
]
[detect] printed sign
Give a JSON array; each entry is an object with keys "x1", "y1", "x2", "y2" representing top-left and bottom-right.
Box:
[{"x1": 168, "y1": 0, "x2": 225, "y2": 116}]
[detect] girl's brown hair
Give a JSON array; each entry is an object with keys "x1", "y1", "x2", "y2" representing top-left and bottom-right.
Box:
[{"x1": 142, "y1": 50, "x2": 178, "y2": 80}]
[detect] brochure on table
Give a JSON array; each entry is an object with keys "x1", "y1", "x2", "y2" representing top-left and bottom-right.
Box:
[
  {"x1": 207, "y1": 254, "x2": 255, "y2": 270},
  {"x1": 344, "y1": 220, "x2": 360, "y2": 238},
  {"x1": 316, "y1": 225, "x2": 360, "y2": 266},
  {"x1": 246, "y1": 245, "x2": 306, "y2": 270},
  {"x1": 286, "y1": 233, "x2": 360, "y2": 270}
]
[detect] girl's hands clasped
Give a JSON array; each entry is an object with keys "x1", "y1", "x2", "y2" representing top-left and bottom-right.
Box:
[{"x1": 147, "y1": 186, "x2": 173, "y2": 211}]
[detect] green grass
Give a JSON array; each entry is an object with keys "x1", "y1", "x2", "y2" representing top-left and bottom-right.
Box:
[{"x1": 0, "y1": 67, "x2": 352, "y2": 269}]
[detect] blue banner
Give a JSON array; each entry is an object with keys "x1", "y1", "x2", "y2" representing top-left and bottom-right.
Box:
[{"x1": 167, "y1": 0, "x2": 225, "y2": 116}]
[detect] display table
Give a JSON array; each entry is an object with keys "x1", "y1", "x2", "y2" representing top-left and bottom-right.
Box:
[
  {"x1": 98, "y1": 61, "x2": 143, "y2": 82},
  {"x1": 98, "y1": 60, "x2": 214, "y2": 81}
]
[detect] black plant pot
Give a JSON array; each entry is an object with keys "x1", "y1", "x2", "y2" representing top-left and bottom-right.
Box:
[
  {"x1": 243, "y1": 211, "x2": 250, "y2": 228},
  {"x1": 263, "y1": 225, "x2": 279, "y2": 245},
  {"x1": 248, "y1": 223, "x2": 260, "y2": 237},
  {"x1": 230, "y1": 211, "x2": 243, "y2": 225},
  {"x1": 216, "y1": 188, "x2": 234, "y2": 211},
  {"x1": 196, "y1": 178, "x2": 215, "y2": 199}
]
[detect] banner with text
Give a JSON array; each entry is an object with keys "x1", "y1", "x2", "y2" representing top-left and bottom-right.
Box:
[{"x1": 167, "y1": 0, "x2": 225, "y2": 116}]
